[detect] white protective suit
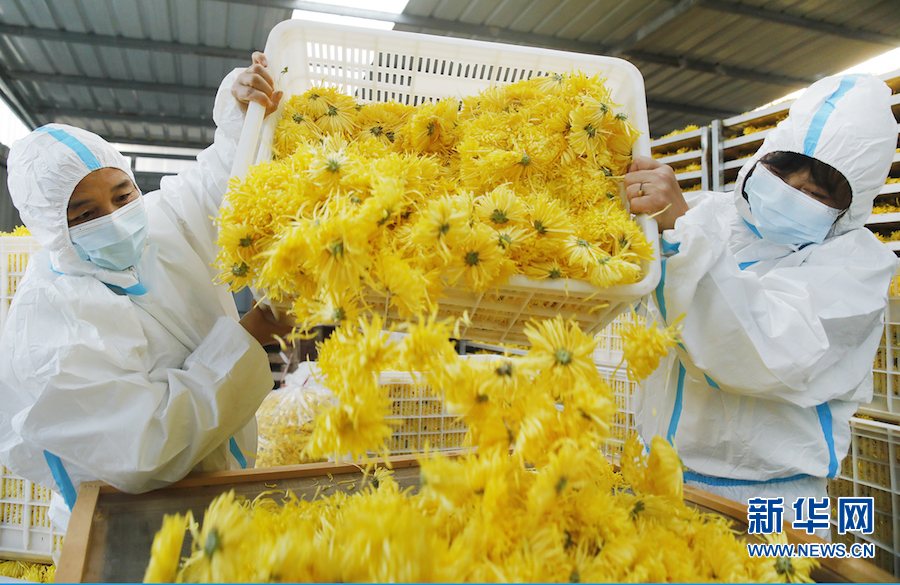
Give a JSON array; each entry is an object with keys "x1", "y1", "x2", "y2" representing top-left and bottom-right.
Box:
[
  {"x1": 637, "y1": 73, "x2": 899, "y2": 514},
  {"x1": 0, "y1": 69, "x2": 273, "y2": 528}
]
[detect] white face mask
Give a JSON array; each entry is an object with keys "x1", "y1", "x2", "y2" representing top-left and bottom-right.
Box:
[
  {"x1": 69, "y1": 197, "x2": 149, "y2": 271},
  {"x1": 745, "y1": 163, "x2": 842, "y2": 247}
]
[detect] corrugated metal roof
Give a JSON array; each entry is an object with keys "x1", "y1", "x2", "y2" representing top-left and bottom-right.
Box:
[{"x1": 0, "y1": 0, "x2": 897, "y2": 152}]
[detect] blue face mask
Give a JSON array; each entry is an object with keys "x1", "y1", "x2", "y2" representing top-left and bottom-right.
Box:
[
  {"x1": 745, "y1": 163, "x2": 842, "y2": 246},
  {"x1": 69, "y1": 197, "x2": 149, "y2": 271}
]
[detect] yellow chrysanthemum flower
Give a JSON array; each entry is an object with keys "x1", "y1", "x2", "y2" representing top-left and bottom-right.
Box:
[
  {"x1": 144, "y1": 512, "x2": 192, "y2": 583},
  {"x1": 473, "y1": 184, "x2": 528, "y2": 228},
  {"x1": 523, "y1": 316, "x2": 599, "y2": 391},
  {"x1": 621, "y1": 312, "x2": 684, "y2": 381}
]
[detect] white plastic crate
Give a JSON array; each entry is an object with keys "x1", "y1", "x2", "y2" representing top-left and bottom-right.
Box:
[
  {"x1": 0, "y1": 236, "x2": 41, "y2": 336},
  {"x1": 234, "y1": 19, "x2": 660, "y2": 346},
  {"x1": 828, "y1": 417, "x2": 900, "y2": 576},
  {"x1": 380, "y1": 371, "x2": 467, "y2": 455},
  {"x1": 592, "y1": 311, "x2": 646, "y2": 368},
  {"x1": 0, "y1": 465, "x2": 64, "y2": 563},
  {"x1": 596, "y1": 364, "x2": 638, "y2": 460},
  {"x1": 864, "y1": 269, "x2": 900, "y2": 422}
]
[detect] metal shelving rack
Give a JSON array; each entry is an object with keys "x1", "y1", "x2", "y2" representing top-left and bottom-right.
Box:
[
  {"x1": 649, "y1": 126, "x2": 709, "y2": 192},
  {"x1": 711, "y1": 100, "x2": 792, "y2": 192},
  {"x1": 862, "y1": 69, "x2": 900, "y2": 250}
]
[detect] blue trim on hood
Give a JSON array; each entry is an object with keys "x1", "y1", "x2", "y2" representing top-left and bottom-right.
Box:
[
  {"x1": 803, "y1": 75, "x2": 861, "y2": 157},
  {"x1": 36, "y1": 126, "x2": 101, "y2": 170}
]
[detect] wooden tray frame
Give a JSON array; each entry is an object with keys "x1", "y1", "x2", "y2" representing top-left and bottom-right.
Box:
[{"x1": 56, "y1": 453, "x2": 895, "y2": 583}]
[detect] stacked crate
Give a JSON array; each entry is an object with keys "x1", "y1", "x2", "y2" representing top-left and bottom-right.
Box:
[{"x1": 1, "y1": 465, "x2": 64, "y2": 563}]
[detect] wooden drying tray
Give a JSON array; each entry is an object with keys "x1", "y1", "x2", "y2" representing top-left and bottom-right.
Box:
[{"x1": 56, "y1": 453, "x2": 894, "y2": 583}]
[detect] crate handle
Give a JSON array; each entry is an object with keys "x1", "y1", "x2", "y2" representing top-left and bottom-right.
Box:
[{"x1": 231, "y1": 101, "x2": 267, "y2": 181}]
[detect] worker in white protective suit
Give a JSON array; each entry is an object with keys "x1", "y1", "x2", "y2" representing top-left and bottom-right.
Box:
[
  {"x1": 623, "y1": 73, "x2": 899, "y2": 524},
  {"x1": 0, "y1": 52, "x2": 290, "y2": 531}
]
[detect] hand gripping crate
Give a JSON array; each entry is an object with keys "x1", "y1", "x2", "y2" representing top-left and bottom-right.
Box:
[
  {"x1": 827, "y1": 417, "x2": 900, "y2": 576},
  {"x1": 1, "y1": 465, "x2": 65, "y2": 563},
  {"x1": 0, "y1": 236, "x2": 41, "y2": 335},
  {"x1": 233, "y1": 19, "x2": 660, "y2": 346}
]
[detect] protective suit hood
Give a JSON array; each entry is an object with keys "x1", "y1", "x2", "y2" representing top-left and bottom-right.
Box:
[
  {"x1": 8, "y1": 124, "x2": 144, "y2": 288},
  {"x1": 733, "y1": 74, "x2": 896, "y2": 237}
]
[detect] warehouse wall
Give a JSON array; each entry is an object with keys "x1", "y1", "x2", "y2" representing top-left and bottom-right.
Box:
[{"x1": 0, "y1": 145, "x2": 23, "y2": 233}]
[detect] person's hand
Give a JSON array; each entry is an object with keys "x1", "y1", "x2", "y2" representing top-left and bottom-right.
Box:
[
  {"x1": 231, "y1": 52, "x2": 283, "y2": 116},
  {"x1": 624, "y1": 156, "x2": 690, "y2": 232},
  {"x1": 239, "y1": 302, "x2": 294, "y2": 347}
]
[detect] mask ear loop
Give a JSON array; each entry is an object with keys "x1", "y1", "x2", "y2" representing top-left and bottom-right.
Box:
[{"x1": 741, "y1": 161, "x2": 760, "y2": 206}]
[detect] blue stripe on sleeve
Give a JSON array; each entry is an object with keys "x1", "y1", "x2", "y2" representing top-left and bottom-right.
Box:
[
  {"x1": 36, "y1": 126, "x2": 101, "y2": 170},
  {"x1": 660, "y1": 237, "x2": 680, "y2": 255},
  {"x1": 43, "y1": 451, "x2": 77, "y2": 511},
  {"x1": 815, "y1": 403, "x2": 838, "y2": 478},
  {"x1": 666, "y1": 362, "x2": 686, "y2": 444},
  {"x1": 654, "y1": 258, "x2": 668, "y2": 322},
  {"x1": 229, "y1": 437, "x2": 247, "y2": 469}
]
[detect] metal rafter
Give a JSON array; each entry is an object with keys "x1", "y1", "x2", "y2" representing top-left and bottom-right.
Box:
[
  {"x1": 0, "y1": 24, "x2": 251, "y2": 60},
  {"x1": 13, "y1": 69, "x2": 734, "y2": 120},
  {"x1": 217, "y1": 0, "x2": 814, "y2": 87},
  {"x1": 700, "y1": 0, "x2": 900, "y2": 47},
  {"x1": 106, "y1": 137, "x2": 212, "y2": 150},
  {"x1": 0, "y1": 68, "x2": 40, "y2": 128},
  {"x1": 609, "y1": 0, "x2": 704, "y2": 56},
  {"x1": 646, "y1": 98, "x2": 737, "y2": 119},
  {"x1": 37, "y1": 107, "x2": 214, "y2": 129},
  {"x1": 6, "y1": 70, "x2": 217, "y2": 97}
]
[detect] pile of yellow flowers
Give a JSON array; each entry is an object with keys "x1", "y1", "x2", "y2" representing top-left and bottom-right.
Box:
[
  {"x1": 0, "y1": 560, "x2": 55, "y2": 583},
  {"x1": 145, "y1": 315, "x2": 814, "y2": 583},
  {"x1": 144, "y1": 443, "x2": 808, "y2": 582},
  {"x1": 0, "y1": 226, "x2": 31, "y2": 237},
  {"x1": 215, "y1": 72, "x2": 652, "y2": 328},
  {"x1": 873, "y1": 203, "x2": 900, "y2": 214},
  {"x1": 658, "y1": 124, "x2": 699, "y2": 139}
]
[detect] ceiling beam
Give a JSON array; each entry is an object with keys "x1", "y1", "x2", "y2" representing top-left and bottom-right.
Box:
[
  {"x1": 0, "y1": 68, "x2": 39, "y2": 128},
  {"x1": 627, "y1": 49, "x2": 808, "y2": 87},
  {"x1": 118, "y1": 150, "x2": 199, "y2": 161},
  {"x1": 646, "y1": 98, "x2": 738, "y2": 119},
  {"x1": 36, "y1": 107, "x2": 214, "y2": 128},
  {"x1": 219, "y1": 0, "x2": 813, "y2": 87},
  {"x1": 0, "y1": 24, "x2": 251, "y2": 60},
  {"x1": 700, "y1": 0, "x2": 900, "y2": 47},
  {"x1": 105, "y1": 136, "x2": 212, "y2": 150},
  {"x1": 609, "y1": 0, "x2": 703, "y2": 56},
  {"x1": 6, "y1": 70, "x2": 217, "y2": 96}
]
